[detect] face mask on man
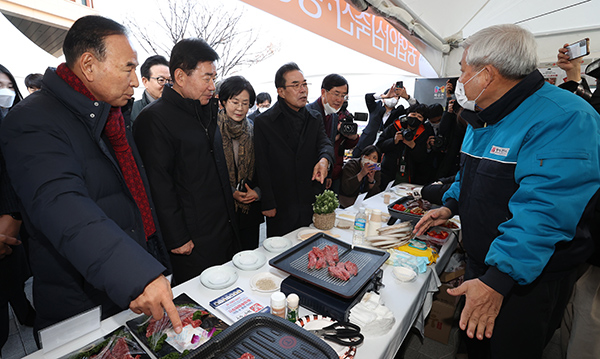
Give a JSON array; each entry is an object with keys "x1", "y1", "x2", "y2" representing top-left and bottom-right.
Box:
[
  {"x1": 323, "y1": 100, "x2": 339, "y2": 116},
  {"x1": 257, "y1": 106, "x2": 269, "y2": 113},
  {"x1": 455, "y1": 67, "x2": 487, "y2": 111},
  {"x1": 383, "y1": 97, "x2": 398, "y2": 108},
  {"x1": 0, "y1": 88, "x2": 16, "y2": 108}
]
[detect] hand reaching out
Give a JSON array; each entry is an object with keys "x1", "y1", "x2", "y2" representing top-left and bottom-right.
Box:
[{"x1": 447, "y1": 279, "x2": 504, "y2": 340}]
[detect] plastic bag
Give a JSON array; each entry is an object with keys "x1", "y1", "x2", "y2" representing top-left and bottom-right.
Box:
[
  {"x1": 386, "y1": 249, "x2": 428, "y2": 273},
  {"x1": 62, "y1": 327, "x2": 147, "y2": 359},
  {"x1": 140, "y1": 305, "x2": 219, "y2": 353}
]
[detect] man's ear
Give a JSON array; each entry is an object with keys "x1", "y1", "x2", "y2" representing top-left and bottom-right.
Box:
[
  {"x1": 277, "y1": 87, "x2": 285, "y2": 99},
  {"x1": 483, "y1": 65, "x2": 496, "y2": 85},
  {"x1": 321, "y1": 88, "x2": 327, "y2": 100},
  {"x1": 173, "y1": 68, "x2": 187, "y2": 87},
  {"x1": 78, "y1": 52, "x2": 97, "y2": 82},
  {"x1": 141, "y1": 77, "x2": 149, "y2": 88}
]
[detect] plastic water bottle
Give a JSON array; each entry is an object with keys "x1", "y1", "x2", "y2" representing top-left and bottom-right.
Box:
[{"x1": 353, "y1": 207, "x2": 367, "y2": 245}]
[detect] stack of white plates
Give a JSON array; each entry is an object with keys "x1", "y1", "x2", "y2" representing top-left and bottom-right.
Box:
[
  {"x1": 199, "y1": 266, "x2": 238, "y2": 289},
  {"x1": 232, "y1": 250, "x2": 267, "y2": 271},
  {"x1": 262, "y1": 236, "x2": 293, "y2": 253},
  {"x1": 366, "y1": 222, "x2": 413, "y2": 249}
]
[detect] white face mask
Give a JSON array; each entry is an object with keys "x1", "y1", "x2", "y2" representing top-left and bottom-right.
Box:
[
  {"x1": 455, "y1": 67, "x2": 486, "y2": 111},
  {"x1": 257, "y1": 106, "x2": 269, "y2": 113},
  {"x1": 383, "y1": 97, "x2": 398, "y2": 108},
  {"x1": 0, "y1": 88, "x2": 16, "y2": 108},
  {"x1": 323, "y1": 100, "x2": 339, "y2": 116}
]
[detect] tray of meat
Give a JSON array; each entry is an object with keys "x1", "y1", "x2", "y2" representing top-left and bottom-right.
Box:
[
  {"x1": 126, "y1": 293, "x2": 228, "y2": 359},
  {"x1": 269, "y1": 233, "x2": 389, "y2": 298},
  {"x1": 387, "y1": 196, "x2": 439, "y2": 225},
  {"x1": 185, "y1": 313, "x2": 338, "y2": 359},
  {"x1": 58, "y1": 326, "x2": 150, "y2": 359}
]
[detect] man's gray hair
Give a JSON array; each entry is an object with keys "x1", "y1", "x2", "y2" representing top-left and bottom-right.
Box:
[{"x1": 462, "y1": 24, "x2": 538, "y2": 80}]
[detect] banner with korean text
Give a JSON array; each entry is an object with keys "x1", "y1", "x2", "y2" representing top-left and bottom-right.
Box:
[{"x1": 240, "y1": 0, "x2": 422, "y2": 75}]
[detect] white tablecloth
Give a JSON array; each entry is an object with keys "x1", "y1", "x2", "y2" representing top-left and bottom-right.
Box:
[{"x1": 25, "y1": 185, "x2": 456, "y2": 359}]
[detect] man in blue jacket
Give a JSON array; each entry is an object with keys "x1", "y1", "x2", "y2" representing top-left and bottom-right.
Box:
[
  {"x1": 415, "y1": 24, "x2": 600, "y2": 358},
  {"x1": 0, "y1": 16, "x2": 182, "y2": 340}
]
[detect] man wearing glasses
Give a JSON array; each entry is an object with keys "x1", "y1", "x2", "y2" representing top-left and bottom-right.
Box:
[
  {"x1": 131, "y1": 55, "x2": 171, "y2": 122},
  {"x1": 306, "y1": 74, "x2": 358, "y2": 193},
  {"x1": 254, "y1": 63, "x2": 334, "y2": 236}
]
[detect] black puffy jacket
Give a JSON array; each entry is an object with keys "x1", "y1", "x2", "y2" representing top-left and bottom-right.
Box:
[{"x1": 0, "y1": 68, "x2": 167, "y2": 332}]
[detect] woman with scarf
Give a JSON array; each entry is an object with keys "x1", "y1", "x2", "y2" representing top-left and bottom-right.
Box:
[
  {"x1": 339, "y1": 145, "x2": 382, "y2": 208},
  {"x1": 218, "y1": 76, "x2": 264, "y2": 250}
]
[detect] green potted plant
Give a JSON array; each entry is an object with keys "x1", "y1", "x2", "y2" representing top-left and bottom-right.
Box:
[{"x1": 312, "y1": 190, "x2": 339, "y2": 230}]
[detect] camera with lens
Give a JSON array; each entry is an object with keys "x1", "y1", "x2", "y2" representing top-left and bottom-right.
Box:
[
  {"x1": 338, "y1": 111, "x2": 367, "y2": 137},
  {"x1": 398, "y1": 115, "x2": 421, "y2": 141},
  {"x1": 339, "y1": 116, "x2": 358, "y2": 136},
  {"x1": 431, "y1": 135, "x2": 445, "y2": 151}
]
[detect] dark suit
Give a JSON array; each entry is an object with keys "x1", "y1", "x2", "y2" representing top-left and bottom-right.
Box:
[{"x1": 254, "y1": 98, "x2": 334, "y2": 237}]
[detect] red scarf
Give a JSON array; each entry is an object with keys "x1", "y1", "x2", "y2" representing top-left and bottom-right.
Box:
[{"x1": 56, "y1": 63, "x2": 156, "y2": 239}]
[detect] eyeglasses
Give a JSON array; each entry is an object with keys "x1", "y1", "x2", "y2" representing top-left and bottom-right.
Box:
[
  {"x1": 283, "y1": 82, "x2": 310, "y2": 90},
  {"x1": 227, "y1": 100, "x2": 250, "y2": 109},
  {"x1": 150, "y1": 76, "x2": 173, "y2": 86},
  {"x1": 327, "y1": 90, "x2": 349, "y2": 101}
]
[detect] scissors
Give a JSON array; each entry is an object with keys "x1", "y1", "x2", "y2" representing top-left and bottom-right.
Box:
[{"x1": 308, "y1": 321, "x2": 364, "y2": 346}]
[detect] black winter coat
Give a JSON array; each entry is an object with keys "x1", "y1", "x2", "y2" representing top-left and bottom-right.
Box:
[
  {"x1": 377, "y1": 120, "x2": 434, "y2": 185},
  {"x1": 254, "y1": 99, "x2": 334, "y2": 236},
  {"x1": 0, "y1": 68, "x2": 167, "y2": 332},
  {"x1": 133, "y1": 86, "x2": 240, "y2": 283}
]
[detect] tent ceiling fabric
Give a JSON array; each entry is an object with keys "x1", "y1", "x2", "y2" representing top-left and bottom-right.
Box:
[{"x1": 349, "y1": 0, "x2": 600, "y2": 76}]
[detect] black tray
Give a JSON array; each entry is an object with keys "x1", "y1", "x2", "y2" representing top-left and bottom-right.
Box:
[
  {"x1": 184, "y1": 313, "x2": 338, "y2": 359},
  {"x1": 387, "y1": 195, "x2": 438, "y2": 225},
  {"x1": 269, "y1": 233, "x2": 389, "y2": 298},
  {"x1": 126, "y1": 293, "x2": 229, "y2": 359}
]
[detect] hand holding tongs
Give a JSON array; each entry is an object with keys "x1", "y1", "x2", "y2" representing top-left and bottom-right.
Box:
[{"x1": 309, "y1": 321, "x2": 364, "y2": 346}]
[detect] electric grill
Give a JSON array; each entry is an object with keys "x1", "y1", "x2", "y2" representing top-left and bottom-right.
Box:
[{"x1": 270, "y1": 233, "x2": 388, "y2": 322}]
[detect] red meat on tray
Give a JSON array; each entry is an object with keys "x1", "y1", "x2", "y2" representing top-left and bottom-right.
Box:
[
  {"x1": 328, "y1": 263, "x2": 351, "y2": 281},
  {"x1": 323, "y1": 245, "x2": 337, "y2": 266},
  {"x1": 308, "y1": 250, "x2": 318, "y2": 269},
  {"x1": 344, "y1": 261, "x2": 358, "y2": 276}
]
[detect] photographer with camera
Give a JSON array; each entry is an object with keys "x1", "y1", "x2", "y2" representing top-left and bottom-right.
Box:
[
  {"x1": 376, "y1": 104, "x2": 434, "y2": 187},
  {"x1": 307, "y1": 74, "x2": 359, "y2": 193},
  {"x1": 352, "y1": 82, "x2": 417, "y2": 157}
]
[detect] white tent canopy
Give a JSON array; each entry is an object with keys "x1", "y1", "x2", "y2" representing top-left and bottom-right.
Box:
[{"x1": 347, "y1": 0, "x2": 600, "y2": 77}]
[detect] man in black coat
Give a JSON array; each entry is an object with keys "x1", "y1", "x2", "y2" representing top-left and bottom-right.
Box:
[
  {"x1": 134, "y1": 38, "x2": 241, "y2": 285},
  {"x1": 352, "y1": 84, "x2": 417, "y2": 157},
  {"x1": 254, "y1": 63, "x2": 334, "y2": 237},
  {"x1": 0, "y1": 16, "x2": 182, "y2": 338}
]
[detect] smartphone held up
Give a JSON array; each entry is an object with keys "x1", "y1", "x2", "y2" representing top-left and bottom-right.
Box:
[{"x1": 567, "y1": 38, "x2": 590, "y2": 60}]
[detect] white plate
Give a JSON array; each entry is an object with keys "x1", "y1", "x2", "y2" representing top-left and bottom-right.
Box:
[
  {"x1": 199, "y1": 266, "x2": 238, "y2": 289},
  {"x1": 232, "y1": 250, "x2": 267, "y2": 271},
  {"x1": 250, "y1": 272, "x2": 284, "y2": 293},
  {"x1": 263, "y1": 236, "x2": 293, "y2": 253},
  {"x1": 296, "y1": 315, "x2": 357, "y2": 358},
  {"x1": 378, "y1": 227, "x2": 412, "y2": 235},
  {"x1": 392, "y1": 266, "x2": 417, "y2": 282},
  {"x1": 366, "y1": 235, "x2": 398, "y2": 243}
]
